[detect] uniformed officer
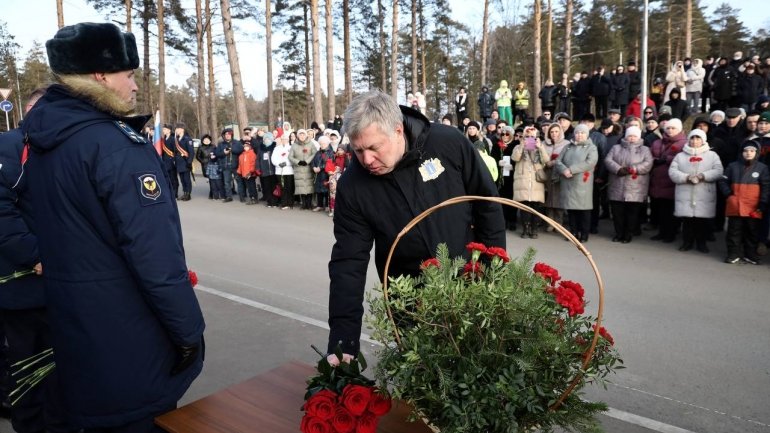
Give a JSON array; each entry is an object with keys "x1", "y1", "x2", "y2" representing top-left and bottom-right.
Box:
[
  {"x1": 161, "y1": 123, "x2": 179, "y2": 198},
  {"x1": 22, "y1": 22, "x2": 205, "y2": 433},
  {"x1": 326, "y1": 90, "x2": 506, "y2": 363},
  {"x1": 173, "y1": 122, "x2": 195, "y2": 201}
]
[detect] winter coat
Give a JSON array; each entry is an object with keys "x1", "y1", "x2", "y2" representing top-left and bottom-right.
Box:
[
  {"x1": 626, "y1": 96, "x2": 656, "y2": 119},
  {"x1": 710, "y1": 64, "x2": 738, "y2": 102},
  {"x1": 713, "y1": 123, "x2": 747, "y2": 167},
  {"x1": 554, "y1": 139, "x2": 599, "y2": 210},
  {"x1": 257, "y1": 141, "x2": 276, "y2": 176},
  {"x1": 495, "y1": 81, "x2": 513, "y2": 107},
  {"x1": 664, "y1": 67, "x2": 687, "y2": 104},
  {"x1": 590, "y1": 73, "x2": 612, "y2": 97},
  {"x1": 719, "y1": 158, "x2": 770, "y2": 217},
  {"x1": 544, "y1": 138, "x2": 570, "y2": 209},
  {"x1": 738, "y1": 72, "x2": 764, "y2": 105},
  {"x1": 290, "y1": 138, "x2": 316, "y2": 194},
  {"x1": 478, "y1": 90, "x2": 495, "y2": 117},
  {"x1": 512, "y1": 143, "x2": 550, "y2": 202},
  {"x1": 196, "y1": 143, "x2": 215, "y2": 177},
  {"x1": 628, "y1": 70, "x2": 642, "y2": 97},
  {"x1": 664, "y1": 97, "x2": 689, "y2": 121},
  {"x1": 612, "y1": 73, "x2": 631, "y2": 105},
  {"x1": 649, "y1": 132, "x2": 687, "y2": 199},
  {"x1": 604, "y1": 139, "x2": 654, "y2": 203},
  {"x1": 312, "y1": 147, "x2": 335, "y2": 193},
  {"x1": 538, "y1": 85, "x2": 558, "y2": 108},
  {"x1": 455, "y1": 93, "x2": 468, "y2": 118},
  {"x1": 0, "y1": 127, "x2": 45, "y2": 310},
  {"x1": 161, "y1": 134, "x2": 175, "y2": 172},
  {"x1": 669, "y1": 144, "x2": 723, "y2": 218},
  {"x1": 328, "y1": 105, "x2": 505, "y2": 356},
  {"x1": 271, "y1": 143, "x2": 294, "y2": 176},
  {"x1": 685, "y1": 62, "x2": 705, "y2": 93},
  {"x1": 173, "y1": 134, "x2": 194, "y2": 173},
  {"x1": 215, "y1": 138, "x2": 243, "y2": 171},
  {"x1": 21, "y1": 84, "x2": 204, "y2": 427},
  {"x1": 236, "y1": 147, "x2": 258, "y2": 178}
]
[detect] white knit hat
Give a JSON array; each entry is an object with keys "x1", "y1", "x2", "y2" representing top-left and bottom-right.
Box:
[{"x1": 625, "y1": 126, "x2": 642, "y2": 138}]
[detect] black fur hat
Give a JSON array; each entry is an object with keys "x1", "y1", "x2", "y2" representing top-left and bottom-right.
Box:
[{"x1": 46, "y1": 22, "x2": 139, "y2": 74}]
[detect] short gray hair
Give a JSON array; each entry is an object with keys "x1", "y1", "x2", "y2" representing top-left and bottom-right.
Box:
[{"x1": 342, "y1": 90, "x2": 403, "y2": 140}]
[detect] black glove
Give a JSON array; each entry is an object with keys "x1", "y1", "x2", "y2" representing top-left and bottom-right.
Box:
[
  {"x1": 616, "y1": 167, "x2": 629, "y2": 176},
  {"x1": 171, "y1": 337, "x2": 204, "y2": 375},
  {"x1": 653, "y1": 157, "x2": 666, "y2": 166},
  {"x1": 298, "y1": 160, "x2": 308, "y2": 166},
  {"x1": 279, "y1": 162, "x2": 287, "y2": 167}
]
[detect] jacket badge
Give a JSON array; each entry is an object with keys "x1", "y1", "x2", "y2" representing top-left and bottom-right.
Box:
[
  {"x1": 138, "y1": 174, "x2": 162, "y2": 200},
  {"x1": 419, "y1": 158, "x2": 445, "y2": 182}
]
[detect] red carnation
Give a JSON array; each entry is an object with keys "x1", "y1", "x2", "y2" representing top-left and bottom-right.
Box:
[
  {"x1": 462, "y1": 261, "x2": 483, "y2": 276},
  {"x1": 553, "y1": 285, "x2": 585, "y2": 316},
  {"x1": 533, "y1": 262, "x2": 561, "y2": 284},
  {"x1": 551, "y1": 153, "x2": 558, "y2": 160},
  {"x1": 281, "y1": 152, "x2": 287, "y2": 157},
  {"x1": 498, "y1": 141, "x2": 507, "y2": 150},
  {"x1": 341, "y1": 384, "x2": 373, "y2": 416},
  {"x1": 188, "y1": 270, "x2": 198, "y2": 287},
  {"x1": 465, "y1": 242, "x2": 488, "y2": 254},
  {"x1": 558, "y1": 280, "x2": 584, "y2": 299},
  {"x1": 356, "y1": 412, "x2": 380, "y2": 433},
  {"x1": 331, "y1": 406, "x2": 356, "y2": 433},
  {"x1": 689, "y1": 156, "x2": 702, "y2": 162},
  {"x1": 420, "y1": 258, "x2": 441, "y2": 270},
  {"x1": 594, "y1": 324, "x2": 615, "y2": 345},
  {"x1": 300, "y1": 415, "x2": 332, "y2": 433},
  {"x1": 582, "y1": 171, "x2": 591, "y2": 183},
  {"x1": 303, "y1": 389, "x2": 338, "y2": 420},
  {"x1": 366, "y1": 392, "x2": 392, "y2": 416},
  {"x1": 484, "y1": 246, "x2": 510, "y2": 263},
  {"x1": 303, "y1": 148, "x2": 309, "y2": 153}
]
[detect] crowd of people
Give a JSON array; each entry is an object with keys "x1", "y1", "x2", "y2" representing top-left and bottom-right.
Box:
[{"x1": 441, "y1": 55, "x2": 770, "y2": 265}]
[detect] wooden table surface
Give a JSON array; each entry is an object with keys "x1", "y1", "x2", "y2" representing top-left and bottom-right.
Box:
[{"x1": 156, "y1": 360, "x2": 434, "y2": 433}]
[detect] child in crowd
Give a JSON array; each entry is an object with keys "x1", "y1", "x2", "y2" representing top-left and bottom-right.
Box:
[
  {"x1": 206, "y1": 149, "x2": 224, "y2": 200},
  {"x1": 325, "y1": 146, "x2": 350, "y2": 217},
  {"x1": 237, "y1": 141, "x2": 259, "y2": 204}
]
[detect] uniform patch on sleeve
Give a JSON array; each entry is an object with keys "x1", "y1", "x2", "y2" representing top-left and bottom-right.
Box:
[{"x1": 135, "y1": 173, "x2": 165, "y2": 205}]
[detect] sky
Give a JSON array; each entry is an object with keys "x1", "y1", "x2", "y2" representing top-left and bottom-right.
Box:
[{"x1": 3, "y1": 0, "x2": 768, "y2": 101}]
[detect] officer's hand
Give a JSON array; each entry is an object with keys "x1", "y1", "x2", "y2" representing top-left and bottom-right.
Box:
[
  {"x1": 33, "y1": 262, "x2": 43, "y2": 275},
  {"x1": 171, "y1": 339, "x2": 202, "y2": 375},
  {"x1": 327, "y1": 353, "x2": 354, "y2": 367}
]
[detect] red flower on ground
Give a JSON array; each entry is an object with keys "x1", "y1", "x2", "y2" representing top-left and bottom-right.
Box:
[
  {"x1": 462, "y1": 261, "x2": 483, "y2": 276},
  {"x1": 594, "y1": 324, "x2": 615, "y2": 345},
  {"x1": 420, "y1": 258, "x2": 441, "y2": 270},
  {"x1": 303, "y1": 389, "x2": 338, "y2": 420},
  {"x1": 300, "y1": 415, "x2": 332, "y2": 433},
  {"x1": 533, "y1": 263, "x2": 561, "y2": 284},
  {"x1": 465, "y1": 242, "x2": 488, "y2": 254},
  {"x1": 558, "y1": 280, "x2": 584, "y2": 299},
  {"x1": 331, "y1": 406, "x2": 356, "y2": 433},
  {"x1": 484, "y1": 246, "x2": 510, "y2": 263},
  {"x1": 188, "y1": 270, "x2": 198, "y2": 287},
  {"x1": 366, "y1": 392, "x2": 392, "y2": 416},
  {"x1": 689, "y1": 156, "x2": 702, "y2": 162},
  {"x1": 341, "y1": 384, "x2": 373, "y2": 416},
  {"x1": 356, "y1": 412, "x2": 380, "y2": 433}
]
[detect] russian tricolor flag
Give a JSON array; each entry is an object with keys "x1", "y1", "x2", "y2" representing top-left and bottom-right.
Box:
[{"x1": 153, "y1": 110, "x2": 162, "y2": 156}]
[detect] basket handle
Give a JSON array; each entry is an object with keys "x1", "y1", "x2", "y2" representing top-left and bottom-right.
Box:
[{"x1": 380, "y1": 195, "x2": 605, "y2": 410}]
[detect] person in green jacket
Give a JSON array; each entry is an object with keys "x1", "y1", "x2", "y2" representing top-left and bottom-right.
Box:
[{"x1": 495, "y1": 80, "x2": 513, "y2": 125}]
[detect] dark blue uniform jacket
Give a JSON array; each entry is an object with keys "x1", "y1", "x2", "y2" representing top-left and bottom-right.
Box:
[
  {"x1": 0, "y1": 127, "x2": 45, "y2": 309},
  {"x1": 22, "y1": 85, "x2": 205, "y2": 428}
]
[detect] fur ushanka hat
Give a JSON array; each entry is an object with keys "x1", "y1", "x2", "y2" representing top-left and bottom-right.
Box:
[{"x1": 46, "y1": 22, "x2": 139, "y2": 74}]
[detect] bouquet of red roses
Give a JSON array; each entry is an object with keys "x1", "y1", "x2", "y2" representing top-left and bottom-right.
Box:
[{"x1": 301, "y1": 346, "x2": 392, "y2": 433}]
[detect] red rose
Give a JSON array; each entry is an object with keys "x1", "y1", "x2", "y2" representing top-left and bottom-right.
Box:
[
  {"x1": 420, "y1": 258, "x2": 441, "y2": 270},
  {"x1": 689, "y1": 156, "x2": 702, "y2": 162},
  {"x1": 465, "y1": 242, "x2": 488, "y2": 254},
  {"x1": 356, "y1": 412, "x2": 380, "y2": 433},
  {"x1": 462, "y1": 261, "x2": 483, "y2": 276},
  {"x1": 533, "y1": 263, "x2": 561, "y2": 284},
  {"x1": 594, "y1": 324, "x2": 615, "y2": 345},
  {"x1": 341, "y1": 384, "x2": 373, "y2": 416},
  {"x1": 331, "y1": 406, "x2": 356, "y2": 433},
  {"x1": 188, "y1": 270, "x2": 198, "y2": 287},
  {"x1": 303, "y1": 389, "x2": 338, "y2": 420},
  {"x1": 484, "y1": 246, "x2": 510, "y2": 263},
  {"x1": 366, "y1": 392, "x2": 392, "y2": 416},
  {"x1": 300, "y1": 415, "x2": 332, "y2": 433},
  {"x1": 558, "y1": 280, "x2": 584, "y2": 299}
]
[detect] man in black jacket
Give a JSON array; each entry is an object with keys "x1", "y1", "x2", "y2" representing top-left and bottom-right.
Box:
[{"x1": 326, "y1": 90, "x2": 506, "y2": 363}]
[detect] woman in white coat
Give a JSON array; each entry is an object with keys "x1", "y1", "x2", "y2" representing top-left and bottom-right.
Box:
[
  {"x1": 668, "y1": 129, "x2": 724, "y2": 253},
  {"x1": 271, "y1": 135, "x2": 295, "y2": 209},
  {"x1": 512, "y1": 126, "x2": 550, "y2": 238}
]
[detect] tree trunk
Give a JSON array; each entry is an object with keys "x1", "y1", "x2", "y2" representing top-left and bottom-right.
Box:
[
  {"x1": 564, "y1": 0, "x2": 573, "y2": 80},
  {"x1": 141, "y1": 0, "x2": 152, "y2": 114},
  {"x1": 195, "y1": 0, "x2": 208, "y2": 137},
  {"x1": 158, "y1": 0, "x2": 166, "y2": 122},
  {"x1": 390, "y1": 0, "x2": 398, "y2": 100},
  {"x1": 310, "y1": 0, "x2": 323, "y2": 126},
  {"x1": 546, "y1": 0, "x2": 552, "y2": 82},
  {"x1": 325, "y1": 0, "x2": 335, "y2": 122},
  {"x1": 481, "y1": 0, "x2": 489, "y2": 87},
  {"x1": 410, "y1": 0, "x2": 417, "y2": 95},
  {"x1": 533, "y1": 0, "x2": 541, "y2": 116},
  {"x1": 378, "y1": 0, "x2": 386, "y2": 91},
  {"x1": 125, "y1": 0, "x2": 132, "y2": 32},
  {"x1": 206, "y1": 0, "x2": 218, "y2": 136},
  {"x1": 685, "y1": 0, "x2": 692, "y2": 58},
  {"x1": 220, "y1": 0, "x2": 249, "y2": 131},
  {"x1": 266, "y1": 0, "x2": 274, "y2": 128},
  {"x1": 343, "y1": 0, "x2": 352, "y2": 104},
  {"x1": 304, "y1": 2, "x2": 312, "y2": 127},
  {"x1": 419, "y1": 0, "x2": 426, "y2": 94},
  {"x1": 666, "y1": 12, "x2": 672, "y2": 68},
  {"x1": 57, "y1": 0, "x2": 64, "y2": 28}
]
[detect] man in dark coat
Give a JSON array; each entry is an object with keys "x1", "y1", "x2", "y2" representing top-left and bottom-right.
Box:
[
  {"x1": 478, "y1": 86, "x2": 495, "y2": 124},
  {"x1": 215, "y1": 127, "x2": 244, "y2": 202},
  {"x1": 326, "y1": 90, "x2": 506, "y2": 362},
  {"x1": 22, "y1": 23, "x2": 205, "y2": 432},
  {"x1": 571, "y1": 72, "x2": 592, "y2": 121},
  {"x1": 612, "y1": 65, "x2": 631, "y2": 116},
  {"x1": 160, "y1": 123, "x2": 178, "y2": 198},
  {"x1": 173, "y1": 123, "x2": 195, "y2": 201},
  {"x1": 710, "y1": 58, "x2": 738, "y2": 111},
  {"x1": 0, "y1": 88, "x2": 71, "y2": 433},
  {"x1": 589, "y1": 67, "x2": 612, "y2": 119},
  {"x1": 627, "y1": 61, "x2": 642, "y2": 99}
]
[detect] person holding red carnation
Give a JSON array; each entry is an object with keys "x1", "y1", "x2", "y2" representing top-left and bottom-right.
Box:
[{"x1": 326, "y1": 90, "x2": 506, "y2": 364}]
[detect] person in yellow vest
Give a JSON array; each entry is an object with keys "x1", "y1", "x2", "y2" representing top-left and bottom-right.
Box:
[
  {"x1": 495, "y1": 80, "x2": 513, "y2": 125},
  {"x1": 514, "y1": 81, "x2": 530, "y2": 126}
]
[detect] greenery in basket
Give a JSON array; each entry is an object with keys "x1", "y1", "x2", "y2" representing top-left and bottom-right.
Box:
[{"x1": 367, "y1": 243, "x2": 623, "y2": 433}]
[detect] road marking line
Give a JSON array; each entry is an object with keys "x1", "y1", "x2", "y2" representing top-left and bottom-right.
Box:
[{"x1": 196, "y1": 284, "x2": 735, "y2": 433}]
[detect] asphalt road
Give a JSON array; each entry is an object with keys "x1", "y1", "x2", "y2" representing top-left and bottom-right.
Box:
[{"x1": 2, "y1": 178, "x2": 769, "y2": 433}]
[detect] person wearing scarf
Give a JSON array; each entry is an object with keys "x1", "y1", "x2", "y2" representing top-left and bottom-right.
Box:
[{"x1": 554, "y1": 124, "x2": 599, "y2": 242}]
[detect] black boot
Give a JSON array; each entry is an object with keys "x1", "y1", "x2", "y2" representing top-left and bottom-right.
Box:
[
  {"x1": 521, "y1": 223, "x2": 530, "y2": 238},
  {"x1": 529, "y1": 223, "x2": 538, "y2": 239}
]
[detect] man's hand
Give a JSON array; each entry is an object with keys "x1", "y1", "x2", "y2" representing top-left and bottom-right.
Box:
[
  {"x1": 171, "y1": 339, "x2": 203, "y2": 375},
  {"x1": 326, "y1": 353, "x2": 354, "y2": 366},
  {"x1": 33, "y1": 262, "x2": 43, "y2": 275}
]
